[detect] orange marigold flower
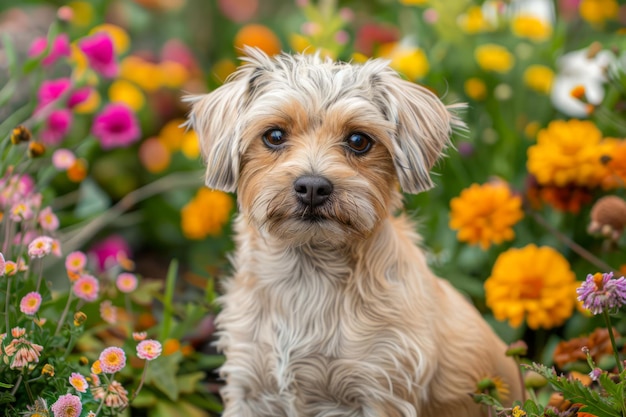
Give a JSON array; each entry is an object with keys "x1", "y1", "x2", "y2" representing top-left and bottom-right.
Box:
[
  {"x1": 511, "y1": 15, "x2": 552, "y2": 42},
  {"x1": 449, "y1": 182, "x2": 523, "y2": 250},
  {"x1": 527, "y1": 119, "x2": 607, "y2": 188},
  {"x1": 485, "y1": 244, "x2": 577, "y2": 329},
  {"x1": 234, "y1": 24, "x2": 282, "y2": 56},
  {"x1": 181, "y1": 188, "x2": 234, "y2": 240}
]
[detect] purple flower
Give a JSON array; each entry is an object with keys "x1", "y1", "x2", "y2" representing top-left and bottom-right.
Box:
[
  {"x1": 28, "y1": 34, "x2": 71, "y2": 66},
  {"x1": 36, "y1": 78, "x2": 91, "y2": 111},
  {"x1": 78, "y1": 32, "x2": 118, "y2": 78},
  {"x1": 41, "y1": 109, "x2": 72, "y2": 145},
  {"x1": 91, "y1": 103, "x2": 141, "y2": 150},
  {"x1": 577, "y1": 272, "x2": 626, "y2": 315}
]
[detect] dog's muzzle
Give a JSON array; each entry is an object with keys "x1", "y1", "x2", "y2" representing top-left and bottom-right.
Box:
[{"x1": 293, "y1": 175, "x2": 333, "y2": 209}]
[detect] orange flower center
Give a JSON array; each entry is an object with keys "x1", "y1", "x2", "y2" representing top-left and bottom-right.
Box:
[
  {"x1": 521, "y1": 276, "x2": 544, "y2": 299},
  {"x1": 593, "y1": 272, "x2": 604, "y2": 290}
]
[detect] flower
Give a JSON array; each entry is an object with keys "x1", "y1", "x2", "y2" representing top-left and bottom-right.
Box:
[
  {"x1": 523, "y1": 65, "x2": 554, "y2": 94},
  {"x1": 91, "y1": 360, "x2": 102, "y2": 374},
  {"x1": 527, "y1": 120, "x2": 607, "y2": 188},
  {"x1": 50, "y1": 393, "x2": 82, "y2": 417},
  {"x1": 139, "y1": 137, "x2": 171, "y2": 173},
  {"x1": 475, "y1": 44, "x2": 515, "y2": 73},
  {"x1": 99, "y1": 300, "x2": 117, "y2": 324},
  {"x1": 485, "y1": 244, "x2": 577, "y2": 329},
  {"x1": 39, "y1": 206, "x2": 59, "y2": 231},
  {"x1": 449, "y1": 182, "x2": 524, "y2": 250},
  {"x1": 28, "y1": 34, "x2": 71, "y2": 66},
  {"x1": 4, "y1": 337, "x2": 44, "y2": 368},
  {"x1": 92, "y1": 380, "x2": 129, "y2": 408},
  {"x1": 234, "y1": 24, "x2": 282, "y2": 56},
  {"x1": 65, "y1": 251, "x2": 88, "y2": 273},
  {"x1": 0, "y1": 252, "x2": 5, "y2": 276},
  {"x1": 588, "y1": 195, "x2": 626, "y2": 241},
  {"x1": 108, "y1": 79, "x2": 145, "y2": 111},
  {"x1": 510, "y1": 14, "x2": 552, "y2": 42},
  {"x1": 28, "y1": 236, "x2": 53, "y2": 258},
  {"x1": 89, "y1": 235, "x2": 132, "y2": 272},
  {"x1": 133, "y1": 331, "x2": 147, "y2": 341},
  {"x1": 579, "y1": 0, "x2": 619, "y2": 25},
  {"x1": 577, "y1": 272, "x2": 626, "y2": 315},
  {"x1": 69, "y1": 372, "x2": 88, "y2": 393},
  {"x1": 74, "y1": 312, "x2": 87, "y2": 326},
  {"x1": 512, "y1": 405, "x2": 527, "y2": 417},
  {"x1": 36, "y1": 78, "x2": 90, "y2": 111},
  {"x1": 464, "y1": 77, "x2": 487, "y2": 101},
  {"x1": 19, "y1": 292, "x2": 42, "y2": 315},
  {"x1": 553, "y1": 327, "x2": 617, "y2": 369},
  {"x1": 91, "y1": 103, "x2": 141, "y2": 150},
  {"x1": 78, "y1": 32, "x2": 118, "y2": 78},
  {"x1": 98, "y1": 346, "x2": 126, "y2": 373},
  {"x1": 181, "y1": 188, "x2": 234, "y2": 239},
  {"x1": 116, "y1": 272, "x2": 138, "y2": 293},
  {"x1": 458, "y1": 6, "x2": 494, "y2": 34},
  {"x1": 41, "y1": 109, "x2": 73, "y2": 145},
  {"x1": 137, "y1": 339, "x2": 162, "y2": 360},
  {"x1": 42, "y1": 363, "x2": 55, "y2": 377},
  {"x1": 72, "y1": 275, "x2": 99, "y2": 302},
  {"x1": 384, "y1": 44, "x2": 430, "y2": 80},
  {"x1": 90, "y1": 23, "x2": 130, "y2": 54}
]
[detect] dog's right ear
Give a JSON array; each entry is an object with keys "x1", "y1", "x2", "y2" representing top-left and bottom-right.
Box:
[{"x1": 184, "y1": 69, "x2": 255, "y2": 193}]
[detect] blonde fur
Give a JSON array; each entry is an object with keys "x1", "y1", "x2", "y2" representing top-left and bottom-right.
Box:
[{"x1": 187, "y1": 48, "x2": 521, "y2": 417}]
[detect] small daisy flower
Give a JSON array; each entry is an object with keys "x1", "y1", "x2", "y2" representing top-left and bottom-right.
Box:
[
  {"x1": 577, "y1": 272, "x2": 626, "y2": 315},
  {"x1": 52, "y1": 149, "x2": 77, "y2": 170},
  {"x1": 91, "y1": 360, "x2": 102, "y2": 375},
  {"x1": 10, "y1": 202, "x2": 34, "y2": 222},
  {"x1": 20, "y1": 292, "x2": 42, "y2": 315},
  {"x1": 137, "y1": 339, "x2": 162, "y2": 361},
  {"x1": 99, "y1": 300, "x2": 117, "y2": 324},
  {"x1": 132, "y1": 331, "x2": 147, "y2": 341},
  {"x1": 65, "y1": 251, "x2": 87, "y2": 273},
  {"x1": 50, "y1": 238, "x2": 62, "y2": 257},
  {"x1": 51, "y1": 393, "x2": 82, "y2": 417},
  {"x1": 73, "y1": 275, "x2": 99, "y2": 302},
  {"x1": 69, "y1": 372, "x2": 88, "y2": 393},
  {"x1": 99, "y1": 346, "x2": 126, "y2": 373},
  {"x1": 28, "y1": 236, "x2": 53, "y2": 258},
  {"x1": 116, "y1": 272, "x2": 138, "y2": 293},
  {"x1": 38, "y1": 206, "x2": 59, "y2": 231}
]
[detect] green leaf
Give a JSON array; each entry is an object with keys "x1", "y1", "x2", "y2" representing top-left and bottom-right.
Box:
[
  {"x1": 176, "y1": 371, "x2": 205, "y2": 394},
  {"x1": 1, "y1": 33, "x2": 18, "y2": 76},
  {"x1": 145, "y1": 351, "x2": 183, "y2": 401},
  {"x1": 159, "y1": 259, "x2": 178, "y2": 341},
  {"x1": 74, "y1": 178, "x2": 111, "y2": 219},
  {"x1": 131, "y1": 389, "x2": 158, "y2": 408}
]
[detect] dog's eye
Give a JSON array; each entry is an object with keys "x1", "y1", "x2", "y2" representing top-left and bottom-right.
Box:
[
  {"x1": 262, "y1": 129, "x2": 286, "y2": 149},
  {"x1": 345, "y1": 133, "x2": 372, "y2": 155}
]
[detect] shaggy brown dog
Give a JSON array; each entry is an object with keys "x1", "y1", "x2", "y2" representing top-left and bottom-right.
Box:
[{"x1": 186, "y1": 48, "x2": 522, "y2": 417}]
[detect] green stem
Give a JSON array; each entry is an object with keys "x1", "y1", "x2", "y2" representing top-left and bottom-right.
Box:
[
  {"x1": 54, "y1": 292, "x2": 74, "y2": 336},
  {"x1": 603, "y1": 311, "x2": 624, "y2": 374},
  {"x1": 4, "y1": 276, "x2": 12, "y2": 334}
]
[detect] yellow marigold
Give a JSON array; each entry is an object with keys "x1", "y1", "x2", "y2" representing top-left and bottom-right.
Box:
[
  {"x1": 605, "y1": 139, "x2": 626, "y2": 186},
  {"x1": 384, "y1": 45, "x2": 429, "y2": 80},
  {"x1": 527, "y1": 119, "x2": 606, "y2": 187},
  {"x1": 158, "y1": 118, "x2": 186, "y2": 152},
  {"x1": 523, "y1": 65, "x2": 554, "y2": 94},
  {"x1": 485, "y1": 244, "x2": 576, "y2": 329},
  {"x1": 68, "y1": 1, "x2": 94, "y2": 27},
  {"x1": 511, "y1": 15, "x2": 552, "y2": 42},
  {"x1": 108, "y1": 80, "x2": 145, "y2": 111},
  {"x1": 120, "y1": 56, "x2": 162, "y2": 92},
  {"x1": 449, "y1": 182, "x2": 524, "y2": 250},
  {"x1": 459, "y1": 6, "x2": 493, "y2": 34},
  {"x1": 579, "y1": 0, "x2": 619, "y2": 26},
  {"x1": 464, "y1": 77, "x2": 487, "y2": 101},
  {"x1": 475, "y1": 44, "x2": 515, "y2": 73},
  {"x1": 181, "y1": 188, "x2": 234, "y2": 239},
  {"x1": 181, "y1": 131, "x2": 200, "y2": 159},
  {"x1": 158, "y1": 61, "x2": 189, "y2": 88}
]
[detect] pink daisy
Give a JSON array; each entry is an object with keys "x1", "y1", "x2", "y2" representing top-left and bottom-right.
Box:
[
  {"x1": 98, "y1": 346, "x2": 126, "y2": 373},
  {"x1": 28, "y1": 34, "x2": 71, "y2": 66},
  {"x1": 78, "y1": 32, "x2": 118, "y2": 78},
  {"x1": 52, "y1": 149, "x2": 77, "y2": 170},
  {"x1": 50, "y1": 238, "x2": 62, "y2": 257},
  {"x1": 137, "y1": 339, "x2": 162, "y2": 361},
  {"x1": 39, "y1": 206, "x2": 59, "y2": 231},
  {"x1": 65, "y1": 251, "x2": 87, "y2": 273},
  {"x1": 116, "y1": 272, "x2": 138, "y2": 293},
  {"x1": 91, "y1": 103, "x2": 141, "y2": 150},
  {"x1": 68, "y1": 372, "x2": 88, "y2": 393},
  {"x1": 19, "y1": 292, "x2": 42, "y2": 315},
  {"x1": 51, "y1": 393, "x2": 82, "y2": 417},
  {"x1": 9, "y1": 202, "x2": 34, "y2": 222},
  {"x1": 28, "y1": 236, "x2": 53, "y2": 258},
  {"x1": 99, "y1": 300, "x2": 117, "y2": 324},
  {"x1": 72, "y1": 275, "x2": 99, "y2": 302}
]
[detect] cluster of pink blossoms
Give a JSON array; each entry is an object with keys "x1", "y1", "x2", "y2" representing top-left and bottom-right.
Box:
[{"x1": 0, "y1": 327, "x2": 44, "y2": 370}]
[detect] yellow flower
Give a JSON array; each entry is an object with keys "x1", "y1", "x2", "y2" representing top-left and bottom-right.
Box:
[
  {"x1": 485, "y1": 244, "x2": 576, "y2": 329},
  {"x1": 475, "y1": 44, "x2": 515, "y2": 74},
  {"x1": 527, "y1": 119, "x2": 606, "y2": 187},
  {"x1": 90, "y1": 24, "x2": 130, "y2": 54},
  {"x1": 73, "y1": 89, "x2": 101, "y2": 114},
  {"x1": 523, "y1": 65, "x2": 554, "y2": 94},
  {"x1": 399, "y1": 0, "x2": 428, "y2": 5},
  {"x1": 158, "y1": 61, "x2": 189, "y2": 89},
  {"x1": 449, "y1": 182, "x2": 523, "y2": 250},
  {"x1": 464, "y1": 77, "x2": 487, "y2": 101},
  {"x1": 211, "y1": 59, "x2": 238, "y2": 83},
  {"x1": 181, "y1": 131, "x2": 200, "y2": 159},
  {"x1": 158, "y1": 118, "x2": 186, "y2": 152},
  {"x1": 458, "y1": 6, "x2": 493, "y2": 34},
  {"x1": 289, "y1": 34, "x2": 313, "y2": 55},
  {"x1": 68, "y1": 1, "x2": 94, "y2": 27},
  {"x1": 108, "y1": 80, "x2": 145, "y2": 111},
  {"x1": 512, "y1": 405, "x2": 527, "y2": 417},
  {"x1": 510, "y1": 15, "x2": 552, "y2": 42},
  {"x1": 120, "y1": 57, "x2": 162, "y2": 92},
  {"x1": 181, "y1": 188, "x2": 234, "y2": 239},
  {"x1": 386, "y1": 45, "x2": 430, "y2": 80},
  {"x1": 579, "y1": 0, "x2": 619, "y2": 26}
]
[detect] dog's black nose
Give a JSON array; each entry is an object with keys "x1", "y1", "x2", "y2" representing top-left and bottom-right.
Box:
[{"x1": 294, "y1": 175, "x2": 333, "y2": 207}]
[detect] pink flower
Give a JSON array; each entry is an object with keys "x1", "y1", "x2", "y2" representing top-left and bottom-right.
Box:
[
  {"x1": 78, "y1": 32, "x2": 118, "y2": 78},
  {"x1": 99, "y1": 300, "x2": 117, "y2": 324},
  {"x1": 19, "y1": 292, "x2": 42, "y2": 315},
  {"x1": 9, "y1": 202, "x2": 34, "y2": 222},
  {"x1": 51, "y1": 393, "x2": 82, "y2": 417},
  {"x1": 65, "y1": 251, "x2": 87, "y2": 273},
  {"x1": 50, "y1": 238, "x2": 62, "y2": 257},
  {"x1": 36, "y1": 78, "x2": 90, "y2": 111},
  {"x1": 69, "y1": 372, "x2": 88, "y2": 393},
  {"x1": 41, "y1": 109, "x2": 72, "y2": 145},
  {"x1": 136, "y1": 339, "x2": 162, "y2": 361},
  {"x1": 28, "y1": 236, "x2": 53, "y2": 258},
  {"x1": 99, "y1": 346, "x2": 126, "y2": 373},
  {"x1": 116, "y1": 272, "x2": 138, "y2": 293},
  {"x1": 0, "y1": 252, "x2": 4, "y2": 276},
  {"x1": 4, "y1": 337, "x2": 44, "y2": 368},
  {"x1": 11, "y1": 327, "x2": 26, "y2": 338},
  {"x1": 0, "y1": 174, "x2": 35, "y2": 208},
  {"x1": 132, "y1": 331, "x2": 147, "y2": 341},
  {"x1": 91, "y1": 103, "x2": 141, "y2": 150},
  {"x1": 52, "y1": 149, "x2": 77, "y2": 170},
  {"x1": 89, "y1": 235, "x2": 131, "y2": 272},
  {"x1": 39, "y1": 206, "x2": 59, "y2": 231},
  {"x1": 28, "y1": 34, "x2": 71, "y2": 66},
  {"x1": 73, "y1": 275, "x2": 99, "y2": 302}
]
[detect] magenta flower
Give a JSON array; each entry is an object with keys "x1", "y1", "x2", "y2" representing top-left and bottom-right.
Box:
[
  {"x1": 51, "y1": 393, "x2": 82, "y2": 417},
  {"x1": 41, "y1": 109, "x2": 72, "y2": 145},
  {"x1": 36, "y1": 79, "x2": 91, "y2": 112},
  {"x1": 73, "y1": 275, "x2": 99, "y2": 302},
  {"x1": 577, "y1": 272, "x2": 626, "y2": 315},
  {"x1": 20, "y1": 292, "x2": 42, "y2": 315},
  {"x1": 92, "y1": 104, "x2": 141, "y2": 150},
  {"x1": 28, "y1": 34, "x2": 71, "y2": 66},
  {"x1": 137, "y1": 339, "x2": 162, "y2": 361},
  {"x1": 89, "y1": 234, "x2": 132, "y2": 272},
  {"x1": 78, "y1": 32, "x2": 118, "y2": 78}
]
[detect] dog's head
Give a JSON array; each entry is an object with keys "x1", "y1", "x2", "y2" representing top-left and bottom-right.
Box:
[{"x1": 187, "y1": 48, "x2": 463, "y2": 245}]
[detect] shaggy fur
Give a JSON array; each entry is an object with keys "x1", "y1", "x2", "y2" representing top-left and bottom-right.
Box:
[{"x1": 186, "y1": 48, "x2": 522, "y2": 417}]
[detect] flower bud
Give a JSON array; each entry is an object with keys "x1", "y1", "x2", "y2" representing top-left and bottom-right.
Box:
[
  {"x1": 11, "y1": 125, "x2": 31, "y2": 144},
  {"x1": 74, "y1": 311, "x2": 87, "y2": 326},
  {"x1": 506, "y1": 340, "x2": 528, "y2": 357},
  {"x1": 27, "y1": 142, "x2": 46, "y2": 158},
  {"x1": 42, "y1": 363, "x2": 55, "y2": 377}
]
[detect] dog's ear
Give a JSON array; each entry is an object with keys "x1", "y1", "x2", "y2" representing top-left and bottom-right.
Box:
[
  {"x1": 373, "y1": 71, "x2": 465, "y2": 194},
  {"x1": 184, "y1": 67, "x2": 257, "y2": 193}
]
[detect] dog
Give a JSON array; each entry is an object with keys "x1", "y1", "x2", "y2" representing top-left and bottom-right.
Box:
[{"x1": 186, "y1": 47, "x2": 522, "y2": 417}]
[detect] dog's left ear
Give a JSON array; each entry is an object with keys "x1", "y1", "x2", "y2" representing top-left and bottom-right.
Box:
[{"x1": 374, "y1": 72, "x2": 465, "y2": 194}]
